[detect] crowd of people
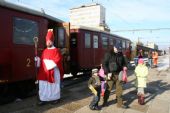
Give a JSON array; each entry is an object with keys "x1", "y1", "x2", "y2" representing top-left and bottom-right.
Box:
[
  {"x1": 88, "y1": 44, "x2": 149, "y2": 110},
  {"x1": 34, "y1": 29, "x2": 150, "y2": 110},
  {"x1": 134, "y1": 49, "x2": 159, "y2": 68},
  {"x1": 88, "y1": 44, "x2": 128, "y2": 110}
]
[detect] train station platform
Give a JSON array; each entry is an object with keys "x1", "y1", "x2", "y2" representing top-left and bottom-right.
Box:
[{"x1": 0, "y1": 55, "x2": 170, "y2": 113}]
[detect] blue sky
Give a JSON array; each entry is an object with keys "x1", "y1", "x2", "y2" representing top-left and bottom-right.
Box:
[{"x1": 6, "y1": 0, "x2": 170, "y2": 49}]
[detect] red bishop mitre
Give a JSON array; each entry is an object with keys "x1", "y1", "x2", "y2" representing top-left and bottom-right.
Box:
[{"x1": 46, "y1": 29, "x2": 54, "y2": 42}]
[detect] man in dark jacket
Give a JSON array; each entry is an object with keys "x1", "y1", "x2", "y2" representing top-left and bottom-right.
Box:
[{"x1": 102, "y1": 43, "x2": 127, "y2": 108}]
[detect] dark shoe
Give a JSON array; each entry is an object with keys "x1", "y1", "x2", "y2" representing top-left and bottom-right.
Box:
[
  {"x1": 102, "y1": 103, "x2": 108, "y2": 107},
  {"x1": 51, "y1": 99, "x2": 60, "y2": 105},
  {"x1": 37, "y1": 101, "x2": 47, "y2": 106},
  {"x1": 140, "y1": 95, "x2": 145, "y2": 105},
  {"x1": 94, "y1": 106, "x2": 100, "y2": 110},
  {"x1": 89, "y1": 105, "x2": 95, "y2": 110}
]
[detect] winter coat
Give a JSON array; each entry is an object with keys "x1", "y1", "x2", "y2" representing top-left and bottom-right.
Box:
[
  {"x1": 103, "y1": 51, "x2": 126, "y2": 74},
  {"x1": 135, "y1": 64, "x2": 148, "y2": 88},
  {"x1": 88, "y1": 75, "x2": 101, "y2": 89}
]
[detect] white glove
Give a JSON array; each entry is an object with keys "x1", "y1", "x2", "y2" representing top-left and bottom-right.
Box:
[
  {"x1": 34, "y1": 56, "x2": 40, "y2": 61},
  {"x1": 34, "y1": 56, "x2": 40, "y2": 67},
  {"x1": 108, "y1": 73, "x2": 112, "y2": 80}
]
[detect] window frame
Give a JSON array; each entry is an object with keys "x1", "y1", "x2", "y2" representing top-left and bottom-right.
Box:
[
  {"x1": 85, "y1": 32, "x2": 91, "y2": 48},
  {"x1": 57, "y1": 27, "x2": 66, "y2": 48},
  {"x1": 93, "y1": 35, "x2": 99, "y2": 48},
  {"x1": 101, "y1": 35, "x2": 108, "y2": 49},
  {"x1": 13, "y1": 17, "x2": 39, "y2": 45}
]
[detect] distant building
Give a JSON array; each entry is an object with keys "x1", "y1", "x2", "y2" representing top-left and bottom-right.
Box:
[
  {"x1": 147, "y1": 42, "x2": 158, "y2": 50},
  {"x1": 69, "y1": 3, "x2": 110, "y2": 32}
]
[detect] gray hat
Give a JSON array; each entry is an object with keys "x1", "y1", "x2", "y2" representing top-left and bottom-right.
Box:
[{"x1": 92, "y1": 68, "x2": 98, "y2": 74}]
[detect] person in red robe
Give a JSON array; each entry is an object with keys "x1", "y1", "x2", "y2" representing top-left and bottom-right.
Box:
[{"x1": 36, "y1": 29, "x2": 64, "y2": 105}]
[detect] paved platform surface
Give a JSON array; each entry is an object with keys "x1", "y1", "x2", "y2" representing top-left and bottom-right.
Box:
[{"x1": 0, "y1": 55, "x2": 170, "y2": 113}]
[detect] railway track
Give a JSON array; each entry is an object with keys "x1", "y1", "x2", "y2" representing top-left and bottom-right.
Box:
[{"x1": 0, "y1": 72, "x2": 91, "y2": 105}]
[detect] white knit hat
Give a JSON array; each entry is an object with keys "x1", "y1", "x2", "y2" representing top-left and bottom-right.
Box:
[{"x1": 92, "y1": 68, "x2": 98, "y2": 74}]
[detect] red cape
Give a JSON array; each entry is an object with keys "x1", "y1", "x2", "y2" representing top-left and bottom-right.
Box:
[{"x1": 38, "y1": 48, "x2": 64, "y2": 83}]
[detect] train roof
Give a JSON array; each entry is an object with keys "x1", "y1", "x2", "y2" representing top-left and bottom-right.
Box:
[
  {"x1": 0, "y1": 0, "x2": 63, "y2": 23},
  {"x1": 71, "y1": 25, "x2": 131, "y2": 42}
]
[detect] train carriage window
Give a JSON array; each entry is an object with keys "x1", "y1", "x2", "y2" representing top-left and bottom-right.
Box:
[
  {"x1": 102, "y1": 36, "x2": 108, "y2": 48},
  {"x1": 113, "y1": 38, "x2": 116, "y2": 46},
  {"x1": 85, "y1": 33, "x2": 91, "y2": 48},
  {"x1": 70, "y1": 33, "x2": 77, "y2": 48},
  {"x1": 115, "y1": 39, "x2": 122, "y2": 48},
  {"x1": 13, "y1": 17, "x2": 38, "y2": 45},
  {"x1": 93, "y1": 35, "x2": 98, "y2": 48},
  {"x1": 109, "y1": 38, "x2": 113, "y2": 46},
  {"x1": 57, "y1": 28, "x2": 65, "y2": 48},
  {"x1": 126, "y1": 41, "x2": 130, "y2": 48},
  {"x1": 122, "y1": 40, "x2": 126, "y2": 49}
]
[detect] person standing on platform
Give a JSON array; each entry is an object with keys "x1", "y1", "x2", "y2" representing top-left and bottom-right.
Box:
[
  {"x1": 35, "y1": 29, "x2": 64, "y2": 105},
  {"x1": 148, "y1": 50, "x2": 153, "y2": 68},
  {"x1": 134, "y1": 49, "x2": 143, "y2": 66},
  {"x1": 138, "y1": 49, "x2": 143, "y2": 59},
  {"x1": 88, "y1": 68, "x2": 101, "y2": 110},
  {"x1": 135, "y1": 58, "x2": 148, "y2": 105},
  {"x1": 102, "y1": 44, "x2": 127, "y2": 108},
  {"x1": 152, "y1": 50, "x2": 158, "y2": 67}
]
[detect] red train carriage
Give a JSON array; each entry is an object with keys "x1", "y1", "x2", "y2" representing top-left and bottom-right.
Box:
[
  {"x1": 70, "y1": 26, "x2": 131, "y2": 76},
  {"x1": 0, "y1": 1, "x2": 70, "y2": 99}
]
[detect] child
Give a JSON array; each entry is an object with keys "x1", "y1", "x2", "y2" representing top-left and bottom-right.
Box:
[
  {"x1": 88, "y1": 68, "x2": 101, "y2": 110},
  {"x1": 99, "y1": 64, "x2": 106, "y2": 97},
  {"x1": 135, "y1": 58, "x2": 148, "y2": 105}
]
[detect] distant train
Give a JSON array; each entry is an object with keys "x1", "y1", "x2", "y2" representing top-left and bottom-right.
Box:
[
  {"x1": 131, "y1": 43, "x2": 162, "y2": 59},
  {"x1": 0, "y1": 1, "x2": 131, "y2": 99}
]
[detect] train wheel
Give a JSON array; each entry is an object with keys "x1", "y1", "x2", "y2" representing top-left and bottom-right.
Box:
[
  {"x1": 14, "y1": 80, "x2": 36, "y2": 99},
  {"x1": 0, "y1": 84, "x2": 15, "y2": 105},
  {"x1": 83, "y1": 69, "x2": 91, "y2": 77},
  {"x1": 0, "y1": 84, "x2": 8, "y2": 96},
  {"x1": 0, "y1": 80, "x2": 36, "y2": 105},
  {"x1": 70, "y1": 65, "x2": 78, "y2": 77}
]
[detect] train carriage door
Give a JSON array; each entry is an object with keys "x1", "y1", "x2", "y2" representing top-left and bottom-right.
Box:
[
  {"x1": 70, "y1": 32, "x2": 78, "y2": 76},
  {"x1": 54, "y1": 23, "x2": 70, "y2": 74},
  {"x1": 83, "y1": 32, "x2": 92, "y2": 68},
  {"x1": 93, "y1": 34, "x2": 99, "y2": 66},
  {"x1": 12, "y1": 17, "x2": 44, "y2": 81}
]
